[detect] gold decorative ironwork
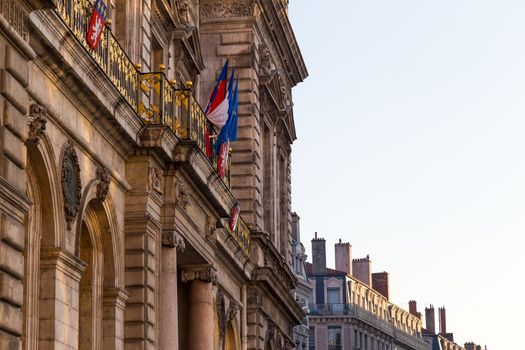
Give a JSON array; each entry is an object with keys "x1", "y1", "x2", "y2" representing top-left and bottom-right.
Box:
[
  {"x1": 53, "y1": 0, "x2": 138, "y2": 110},
  {"x1": 222, "y1": 217, "x2": 251, "y2": 255}
]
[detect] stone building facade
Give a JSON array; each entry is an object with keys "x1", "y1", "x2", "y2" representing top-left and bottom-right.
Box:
[
  {"x1": 0, "y1": 0, "x2": 307, "y2": 349},
  {"x1": 306, "y1": 236, "x2": 427, "y2": 350}
]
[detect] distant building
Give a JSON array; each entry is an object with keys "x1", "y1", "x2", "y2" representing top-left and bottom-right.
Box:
[
  {"x1": 409, "y1": 301, "x2": 486, "y2": 350},
  {"x1": 291, "y1": 213, "x2": 313, "y2": 349},
  {"x1": 306, "y1": 235, "x2": 427, "y2": 350}
]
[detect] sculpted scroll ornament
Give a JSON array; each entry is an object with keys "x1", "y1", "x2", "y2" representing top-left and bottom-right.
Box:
[
  {"x1": 27, "y1": 103, "x2": 48, "y2": 144},
  {"x1": 61, "y1": 141, "x2": 82, "y2": 230}
]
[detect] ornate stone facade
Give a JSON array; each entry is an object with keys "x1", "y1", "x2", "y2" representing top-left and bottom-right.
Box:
[{"x1": 0, "y1": 0, "x2": 306, "y2": 349}]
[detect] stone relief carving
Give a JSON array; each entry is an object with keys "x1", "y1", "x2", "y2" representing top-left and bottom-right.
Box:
[
  {"x1": 247, "y1": 287, "x2": 262, "y2": 306},
  {"x1": 259, "y1": 45, "x2": 277, "y2": 78},
  {"x1": 227, "y1": 302, "x2": 239, "y2": 321},
  {"x1": 206, "y1": 215, "x2": 217, "y2": 244},
  {"x1": 61, "y1": 141, "x2": 82, "y2": 230},
  {"x1": 95, "y1": 166, "x2": 110, "y2": 202},
  {"x1": 176, "y1": 182, "x2": 190, "y2": 210},
  {"x1": 201, "y1": 0, "x2": 255, "y2": 19},
  {"x1": 176, "y1": 0, "x2": 192, "y2": 26},
  {"x1": 148, "y1": 166, "x2": 164, "y2": 195},
  {"x1": 27, "y1": 103, "x2": 48, "y2": 145},
  {"x1": 162, "y1": 230, "x2": 186, "y2": 251}
]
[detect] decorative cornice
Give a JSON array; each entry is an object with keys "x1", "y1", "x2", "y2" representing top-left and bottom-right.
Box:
[{"x1": 181, "y1": 265, "x2": 217, "y2": 283}]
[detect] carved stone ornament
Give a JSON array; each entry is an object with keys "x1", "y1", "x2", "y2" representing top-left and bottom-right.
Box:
[
  {"x1": 227, "y1": 302, "x2": 239, "y2": 321},
  {"x1": 61, "y1": 141, "x2": 82, "y2": 230},
  {"x1": 162, "y1": 230, "x2": 186, "y2": 251},
  {"x1": 217, "y1": 289, "x2": 227, "y2": 341},
  {"x1": 148, "y1": 166, "x2": 164, "y2": 195},
  {"x1": 205, "y1": 216, "x2": 217, "y2": 244},
  {"x1": 247, "y1": 287, "x2": 262, "y2": 306},
  {"x1": 258, "y1": 45, "x2": 277, "y2": 78},
  {"x1": 176, "y1": 183, "x2": 190, "y2": 210},
  {"x1": 95, "y1": 166, "x2": 110, "y2": 201},
  {"x1": 176, "y1": 0, "x2": 193, "y2": 26},
  {"x1": 27, "y1": 103, "x2": 48, "y2": 144},
  {"x1": 181, "y1": 266, "x2": 217, "y2": 284},
  {"x1": 201, "y1": 0, "x2": 256, "y2": 19}
]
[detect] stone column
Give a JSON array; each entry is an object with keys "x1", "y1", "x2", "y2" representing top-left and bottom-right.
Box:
[
  {"x1": 160, "y1": 231, "x2": 185, "y2": 350},
  {"x1": 181, "y1": 266, "x2": 217, "y2": 350}
]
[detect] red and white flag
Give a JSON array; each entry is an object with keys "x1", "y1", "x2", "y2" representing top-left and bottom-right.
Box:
[
  {"x1": 217, "y1": 141, "x2": 229, "y2": 179},
  {"x1": 86, "y1": 0, "x2": 108, "y2": 50}
]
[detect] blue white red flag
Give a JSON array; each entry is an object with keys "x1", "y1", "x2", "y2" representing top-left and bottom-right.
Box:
[
  {"x1": 215, "y1": 78, "x2": 239, "y2": 154},
  {"x1": 205, "y1": 61, "x2": 230, "y2": 128},
  {"x1": 87, "y1": 0, "x2": 108, "y2": 50}
]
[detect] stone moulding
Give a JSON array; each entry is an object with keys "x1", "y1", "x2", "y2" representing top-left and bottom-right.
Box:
[{"x1": 61, "y1": 141, "x2": 82, "y2": 230}]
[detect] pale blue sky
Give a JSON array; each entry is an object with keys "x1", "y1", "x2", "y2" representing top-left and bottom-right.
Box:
[{"x1": 288, "y1": 1, "x2": 525, "y2": 349}]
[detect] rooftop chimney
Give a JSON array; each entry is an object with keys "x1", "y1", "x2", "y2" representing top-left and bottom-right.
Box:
[
  {"x1": 311, "y1": 232, "x2": 326, "y2": 274},
  {"x1": 352, "y1": 255, "x2": 372, "y2": 286},
  {"x1": 291, "y1": 212, "x2": 300, "y2": 242},
  {"x1": 425, "y1": 305, "x2": 436, "y2": 334},
  {"x1": 439, "y1": 306, "x2": 447, "y2": 335},
  {"x1": 371, "y1": 272, "x2": 389, "y2": 299},
  {"x1": 335, "y1": 239, "x2": 352, "y2": 275},
  {"x1": 409, "y1": 300, "x2": 418, "y2": 316}
]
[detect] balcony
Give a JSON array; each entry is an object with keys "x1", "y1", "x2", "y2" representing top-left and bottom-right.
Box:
[{"x1": 50, "y1": 0, "x2": 244, "y2": 246}]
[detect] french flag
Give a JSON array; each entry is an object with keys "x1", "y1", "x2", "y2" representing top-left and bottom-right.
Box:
[{"x1": 205, "y1": 61, "x2": 230, "y2": 128}]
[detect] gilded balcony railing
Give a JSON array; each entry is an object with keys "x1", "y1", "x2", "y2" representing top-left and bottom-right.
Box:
[
  {"x1": 51, "y1": 0, "x2": 245, "y2": 249},
  {"x1": 222, "y1": 217, "x2": 250, "y2": 255},
  {"x1": 53, "y1": 0, "x2": 138, "y2": 110}
]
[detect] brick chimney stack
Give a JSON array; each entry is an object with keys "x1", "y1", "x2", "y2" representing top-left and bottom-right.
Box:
[
  {"x1": 352, "y1": 255, "x2": 372, "y2": 286},
  {"x1": 439, "y1": 306, "x2": 447, "y2": 335},
  {"x1": 409, "y1": 300, "x2": 418, "y2": 316},
  {"x1": 311, "y1": 232, "x2": 326, "y2": 274},
  {"x1": 371, "y1": 272, "x2": 389, "y2": 300},
  {"x1": 425, "y1": 305, "x2": 436, "y2": 334},
  {"x1": 334, "y1": 239, "x2": 352, "y2": 275}
]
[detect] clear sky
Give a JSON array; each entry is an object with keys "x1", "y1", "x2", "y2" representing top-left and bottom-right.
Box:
[{"x1": 288, "y1": 1, "x2": 525, "y2": 349}]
